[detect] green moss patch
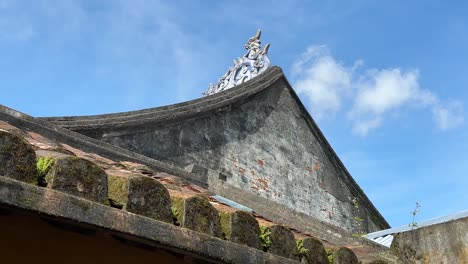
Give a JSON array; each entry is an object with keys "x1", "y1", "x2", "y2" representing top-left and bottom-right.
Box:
[
  {"x1": 220, "y1": 211, "x2": 261, "y2": 249},
  {"x1": 333, "y1": 247, "x2": 358, "y2": 264},
  {"x1": 45, "y1": 157, "x2": 108, "y2": 204},
  {"x1": 219, "y1": 211, "x2": 231, "y2": 240},
  {"x1": 0, "y1": 130, "x2": 37, "y2": 184},
  {"x1": 326, "y1": 248, "x2": 335, "y2": 264},
  {"x1": 171, "y1": 196, "x2": 185, "y2": 225},
  {"x1": 259, "y1": 225, "x2": 272, "y2": 251},
  {"x1": 182, "y1": 196, "x2": 223, "y2": 238},
  {"x1": 268, "y1": 225, "x2": 297, "y2": 259},
  {"x1": 36, "y1": 156, "x2": 54, "y2": 186},
  {"x1": 171, "y1": 205, "x2": 180, "y2": 226},
  {"x1": 107, "y1": 174, "x2": 129, "y2": 208},
  {"x1": 125, "y1": 176, "x2": 172, "y2": 223},
  {"x1": 296, "y1": 237, "x2": 328, "y2": 264}
]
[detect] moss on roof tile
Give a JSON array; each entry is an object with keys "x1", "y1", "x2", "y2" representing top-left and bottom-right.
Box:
[{"x1": 0, "y1": 130, "x2": 38, "y2": 184}]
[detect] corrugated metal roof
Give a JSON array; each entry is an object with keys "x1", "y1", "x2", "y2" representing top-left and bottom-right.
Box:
[
  {"x1": 372, "y1": 235, "x2": 393, "y2": 247},
  {"x1": 211, "y1": 195, "x2": 253, "y2": 212},
  {"x1": 365, "y1": 210, "x2": 468, "y2": 247}
]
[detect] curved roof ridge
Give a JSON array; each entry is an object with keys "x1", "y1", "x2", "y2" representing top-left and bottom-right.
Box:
[{"x1": 42, "y1": 67, "x2": 284, "y2": 128}]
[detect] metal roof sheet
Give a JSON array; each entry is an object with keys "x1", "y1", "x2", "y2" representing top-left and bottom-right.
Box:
[{"x1": 365, "y1": 210, "x2": 468, "y2": 247}]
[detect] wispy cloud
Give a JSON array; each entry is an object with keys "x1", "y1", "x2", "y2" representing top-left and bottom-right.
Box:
[
  {"x1": 292, "y1": 46, "x2": 352, "y2": 119},
  {"x1": 350, "y1": 68, "x2": 437, "y2": 136},
  {"x1": 292, "y1": 45, "x2": 464, "y2": 135},
  {"x1": 97, "y1": 0, "x2": 213, "y2": 102},
  {"x1": 433, "y1": 101, "x2": 464, "y2": 131},
  {"x1": 0, "y1": 0, "x2": 218, "y2": 109}
]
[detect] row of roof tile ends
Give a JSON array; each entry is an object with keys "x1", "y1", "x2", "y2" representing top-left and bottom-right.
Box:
[{"x1": 0, "y1": 127, "x2": 387, "y2": 264}]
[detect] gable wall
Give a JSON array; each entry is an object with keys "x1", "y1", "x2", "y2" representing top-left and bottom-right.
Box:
[{"x1": 81, "y1": 78, "x2": 386, "y2": 233}]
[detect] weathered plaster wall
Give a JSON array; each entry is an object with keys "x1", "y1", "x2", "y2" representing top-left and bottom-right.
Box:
[
  {"x1": 391, "y1": 216, "x2": 468, "y2": 263},
  {"x1": 65, "y1": 79, "x2": 385, "y2": 233},
  {"x1": 43, "y1": 68, "x2": 388, "y2": 233}
]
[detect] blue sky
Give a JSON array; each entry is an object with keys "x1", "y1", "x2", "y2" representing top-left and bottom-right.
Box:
[{"x1": 1, "y1": 0, "x2": 467, "y2": 228}]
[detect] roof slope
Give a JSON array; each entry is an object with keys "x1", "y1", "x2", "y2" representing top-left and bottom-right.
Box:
[{"x1": 0, "y1": 106, "x2": 394, "y2": 263}]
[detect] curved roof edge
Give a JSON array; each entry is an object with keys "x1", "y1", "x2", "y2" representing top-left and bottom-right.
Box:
[{"x1": 42, "y1": 66, "x2": 285, "y2": 129}]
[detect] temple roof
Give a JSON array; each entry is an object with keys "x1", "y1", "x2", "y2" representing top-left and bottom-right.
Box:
[
  {"x1": 0, "y1": 89, "x2": 394, "y2": 263},
  {"x1": 42, "y1": 66, "x2": 389, "y2": 233}
]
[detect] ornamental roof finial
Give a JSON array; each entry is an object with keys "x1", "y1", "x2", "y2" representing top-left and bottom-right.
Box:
[{"x1": 203, "y1": 29, "x2": 271, "y2": 96}]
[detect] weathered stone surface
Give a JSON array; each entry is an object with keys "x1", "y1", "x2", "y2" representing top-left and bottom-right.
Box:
[
  {"x1": 107, "y1": 171, "x2": 172, "y2": 223},
  {"x1": 50, "y1": 67, "x2": 388, "y2": 233},
  {"x1": 299, "y1": 237, "x2": 328, "y2": 264},
  {"x1": 45, "y1": 157, "x2": 107, "y2": 204},
  {"x1": 185, "y1": 164, "x2": 209, "y2": 184},
  {"x1": 3, "y1": 93, "x2": 392, "y2": 263},
  {"x1": 333, "y1": 247, "x2": 358, "y2": 264},
  {"x1": 368, "y1": 260, "x2": 388, "y2": 264},
  {"x1": 119, "y1": 161, "x2": 156, "y2": 176},
  {"x1": 36, "y1": 156, "x2": 55, "y2": 186},
  {"x1": 268, "y1": 225, "x2": 297, "y2": 260},
  {"x1": 0, "y1": 174, "x2": 298, "y2": 264},
  {"x1": 181, "y1": 195, "x2": 223, "y2": 238},
  {"x1": 171, "y1": 195, "x2": 185, "y2": 225},
  {"x1": 35, "y1": 150, "x2": 74, "y2": 187},
  {"x1": 126, "y1": 176, "x2": 172, "y2": 223},
  {"x1": 0, "y1": 130, "x2": 37, "y2": 184},
  {"x1": 220, "y1": 210, "x2": 261, "y2": 249},
  {"x1": 107, "y1": 173, "x2": 129, "y2": 207},
  {"x1": 391, "y1": 216, "x2": 468, "y2": 264}
]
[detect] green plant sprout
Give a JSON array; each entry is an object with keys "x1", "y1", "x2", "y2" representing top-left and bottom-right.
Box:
[
  {"x1": 409, "y1": 201, "x2": 421, "y2": 229},
  {"x1": 295, "y1": 239, "x2": 309, "y2": 257},
  {"x1": 171, "y1": 206, "x2": 180, "y2": 226},
  {"x1": 259, "y1": 225, "x2": 272, "y2": 251},
  {"x1": 352, "y1": 197, "x2": 359, "y2": 209}
]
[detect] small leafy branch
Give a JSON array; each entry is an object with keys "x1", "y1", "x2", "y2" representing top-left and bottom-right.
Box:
[
  {"x1": 353, "y1": 216, "x2": 364, "y2": 222},
  {"x1": 409, "y1": 201, "x2": 421, "y2": 229},
  {"x1": 259, "y1": 225, "x2": 272, "y2": 251},
  {"x1": 352, "y1": 216, "x2": 364, "y2": 237},
  {"x1": 36, "y1": 156, "x2": 54, "y2": 186},
  {"x1": 295, "y1": 240, "x2": 309, "y2": 257},
  {"x1": 171, "y1": 206, "x2": 180, "y2": 226},
  {"x1": 326, "y1": 248, "x2": 334, "y2": 264},
  {"x1": 352, "y1": 197, "x2": 360, "y2": 209}
]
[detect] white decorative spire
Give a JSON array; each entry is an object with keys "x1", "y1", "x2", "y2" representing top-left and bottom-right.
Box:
[{"x1": 204, "y1": 29, "x2": 271, "y2": 95}]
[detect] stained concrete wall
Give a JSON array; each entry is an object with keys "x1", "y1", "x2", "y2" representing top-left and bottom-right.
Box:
[
  {"x1": 391, "y1": 216, "x2": 468, "y2": 263},
  {"x1": 44, "y1": 67, "x2": 388, "y2": 233}
]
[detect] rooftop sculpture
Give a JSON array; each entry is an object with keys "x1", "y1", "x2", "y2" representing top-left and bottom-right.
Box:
[{"x1": 204, "y1": 29, "x2": 271, "y2": 95}]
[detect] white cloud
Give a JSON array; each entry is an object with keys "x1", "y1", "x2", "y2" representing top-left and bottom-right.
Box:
[
  {"x1": 352, "y1": 69, "x2": 434, "y2": 116},
  {"x1": 349, "y1": 68, "x2": 438, "y2": 136},
  {"x1": 292, "y1": 46, "x2": 352, "y2": 119},
  {"x1": 352, "y1": 116, "x2": 382, "y2": 136},
  {"x1": 101, "y1": 1, "x2": 216, "y2": 102},
  {"x1": 433, "y1": 102, "x2": 464, "y2": 131},
  {"x1": 0, "y1": 0, "x2": 214, "y2": 105},
  {"x1": 292, "y1": 45, "x2": 464, "y2": 135}
]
